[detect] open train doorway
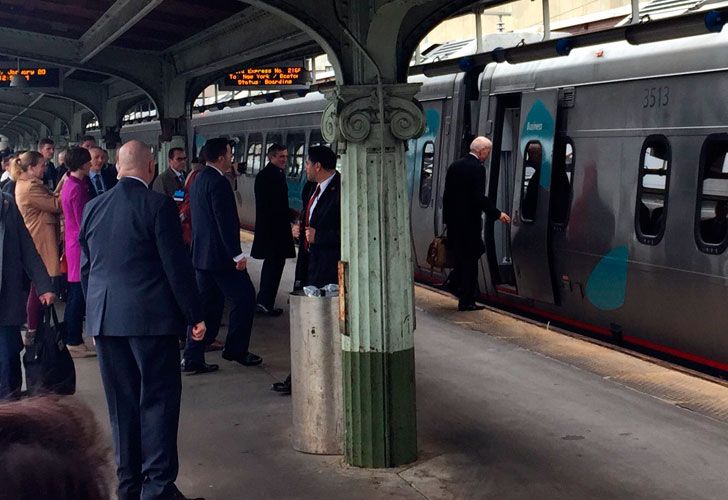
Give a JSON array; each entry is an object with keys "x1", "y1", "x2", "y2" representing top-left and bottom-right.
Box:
[{"x1": 486, "y1": 93, "x2": 521, "y2": 292}]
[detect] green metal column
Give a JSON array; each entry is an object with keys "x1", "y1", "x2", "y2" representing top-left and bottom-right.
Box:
[{"x1": 323, "y1": 84, "x2": 425, "y2": 468}]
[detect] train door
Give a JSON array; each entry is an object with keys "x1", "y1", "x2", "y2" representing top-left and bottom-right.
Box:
[
  {"x1": 509, "y1": 90, "x2": 559, "y2": 304},
  {"x1": 410, "y1": 101, "x2": 445, "y2": 271},
  {"x1": 486, "y1": 94, "x2": 521, "y2": 291}
]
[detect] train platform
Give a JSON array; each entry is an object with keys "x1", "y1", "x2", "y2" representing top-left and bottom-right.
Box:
[{"x1": 69, "y1": 237, "x2": 728, "y2": 499}]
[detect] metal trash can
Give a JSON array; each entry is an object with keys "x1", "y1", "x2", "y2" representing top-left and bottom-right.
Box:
[{"x1": 289, "y1": 291, "x2": 343, "y2": 455}]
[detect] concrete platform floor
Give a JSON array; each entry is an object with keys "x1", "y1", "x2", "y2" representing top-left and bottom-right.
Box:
[{"x1": 69, "y1": 240, "x2": 728, "y2": 499}]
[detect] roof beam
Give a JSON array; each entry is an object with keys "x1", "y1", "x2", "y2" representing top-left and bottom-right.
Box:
[
  {"x1": 168, "y1": 9, "x2": 316, "y2": 78},
  {"x1": 78, "y1": 0, "x2": 164, "y2": 63}
]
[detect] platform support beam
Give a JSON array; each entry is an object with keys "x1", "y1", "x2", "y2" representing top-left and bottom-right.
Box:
[{"x1": 324, "y1": 82, "x2": 424, "y2": 467}]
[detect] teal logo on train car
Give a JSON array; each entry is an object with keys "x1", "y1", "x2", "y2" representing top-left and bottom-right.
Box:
[
  {"x1": 406, "y1": 108, "x2": 441, "y2": 199},
  {"x1": 585, "y1": 246, "x2": 629, "y2": 311},
  {"x1": 520, "y1": 99, "x2": 554, "y2": 190}
]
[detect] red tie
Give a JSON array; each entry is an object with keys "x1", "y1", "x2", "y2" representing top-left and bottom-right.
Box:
[{"x1": 303, "y1": 185, "x2": 321, "y2": 250}]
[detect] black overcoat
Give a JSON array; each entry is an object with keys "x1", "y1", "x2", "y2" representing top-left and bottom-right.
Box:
[
  {"x1": 0, "y1": 193, "x2": 53, "y2": 326},
  {"x1": 251, "y1": 163, "x2": 296, "y2": 259},
  {"x1": 442, "y1": 154, "x2": 501, "y2": 259}
]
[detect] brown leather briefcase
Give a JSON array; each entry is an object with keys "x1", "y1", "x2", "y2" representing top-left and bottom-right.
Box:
[{"x1": 426, "y1": 232, "x2": 454, "y2": 269}]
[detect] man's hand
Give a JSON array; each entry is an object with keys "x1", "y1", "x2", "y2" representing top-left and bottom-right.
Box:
[
  {"x1": 39, "y1": 292, "x2": 56, "y2": 306},
  {"x1": 235, "y1": 257, "x2": 247, "y2": 271},
  {"x1": 292, "y1": 223, "x2": 300, "y2": 239},
  {"x1": 305, "y1": 227, "x2": 316, "y2": 245},
  {"x1": 191, "y1": 321, "x2": 206, "y2": 341},
  {"x1": 499, "y1": 212, "x2": 511, "y2": 224}
]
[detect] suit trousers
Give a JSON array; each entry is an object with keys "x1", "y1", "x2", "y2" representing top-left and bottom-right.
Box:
[
  {"x1": 257, "y1": 257, "x2": 286, "y2": 309},
  {"x1": 64, "y1": 282, "x2": 85, "y2": 346},
  {"x1": 451, "y1": 254, "x2": 480, "y2": 307},
  {"x1": 0, "y1": 326, "x2": 22, "y2": 400},
  {"x1": 95, "y1": 335, "x2": 181, "y2": 500},
  {"x1": 184, "y1": 268, "x2": 255, "y2": 364}
]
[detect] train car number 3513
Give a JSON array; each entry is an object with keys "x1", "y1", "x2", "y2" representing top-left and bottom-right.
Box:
[{"x1": 642, "y1": 86, "x2": 670, "y2": 108}]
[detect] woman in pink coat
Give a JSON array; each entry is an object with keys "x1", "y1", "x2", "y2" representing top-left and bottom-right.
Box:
[{"x1": 60, "y1": 147, "x2": 95, "y2": 358}]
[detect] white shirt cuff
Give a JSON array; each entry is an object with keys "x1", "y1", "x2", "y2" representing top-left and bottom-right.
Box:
[{"x1": 233, "y1": 252, "x2": 246, "y2": 263}]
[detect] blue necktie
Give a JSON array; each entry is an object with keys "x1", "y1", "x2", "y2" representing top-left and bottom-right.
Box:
[{"x1": 93, "y1": 174, "x2": 104, "y2": 194}]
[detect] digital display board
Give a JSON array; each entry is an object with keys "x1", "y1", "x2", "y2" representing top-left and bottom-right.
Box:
[
  {"x1": 0, "y1": 67, "x2": 62, "y2": 91},
  {"x1": 220, "y1": 65, "x2": 310, "y2": 91}
]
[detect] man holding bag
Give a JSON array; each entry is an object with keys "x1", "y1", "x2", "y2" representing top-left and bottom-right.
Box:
[{"x1": 0, "y1": 191, "x2": 55, "y2": 400}]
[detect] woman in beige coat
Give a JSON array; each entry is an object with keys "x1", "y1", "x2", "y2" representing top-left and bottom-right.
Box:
[{"x1": 14, "y1": 151, "x2": 62, "y2": 344}]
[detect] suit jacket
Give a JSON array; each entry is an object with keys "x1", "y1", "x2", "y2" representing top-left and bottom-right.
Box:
[
  {"x1": 14, "y1": 177, "x2": 62, "y2": 276},
  {"x1": 251, "y1": 163, "x2": 295, "y2": 259},
  {"x1": 442, "y1": 154, "x2": 501, "y2": 259},
  {"x1": 293, "y1": 181, "x2": 316, "y2": 290},
  {"x1": 307, "y1": 172, "x2": 341, "y2": 288},
  {"x1": 88, "y1": 166, "x2": 118, "y2": 197},
  {"x1": 153, "y1": 167, "x2": 186, "y2": 198},
  {"x1": 42, "y1": 161, "x2": 59, "y2": 191},
  {"x1": 0, "y1": 193, "x2": 53, "y2": 326},
  {"x1": 190, "y1": 166, "x2": 242, "y2": 271},
  {"x1": 79, "y1": 177, "x2": 202, "y2": 336}
]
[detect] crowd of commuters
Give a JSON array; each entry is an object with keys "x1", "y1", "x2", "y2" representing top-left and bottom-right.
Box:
[{"x1": 0, "y1": 132, "x2": 342, "y2": 500}]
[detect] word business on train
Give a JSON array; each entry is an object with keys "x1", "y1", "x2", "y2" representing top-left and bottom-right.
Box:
[
  {"x1": 0, "y1": 66, "x2": 62, "y2": 91},
  {"x1": 221, "y1": 64, "x2": 310, "y2": 90}
]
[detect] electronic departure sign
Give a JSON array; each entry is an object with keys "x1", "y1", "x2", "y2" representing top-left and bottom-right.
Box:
[
  {"x1": 220, "y1": 63, "x2": 310, "y2": 91},
  {"x1": 0, "y1": 66, "x2": 63, "y2": 92}
]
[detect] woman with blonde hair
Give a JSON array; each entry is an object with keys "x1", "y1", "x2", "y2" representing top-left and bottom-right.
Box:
[{"x1": 13, "y1": 151, "x2": 63, "y2": 345}]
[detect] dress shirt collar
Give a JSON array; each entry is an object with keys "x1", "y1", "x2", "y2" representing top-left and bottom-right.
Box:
[
  {"x1": 206, "y1": 163, "x2": 226, "y2": 177},
  {"x1": 316, "y1": 171, "x2": 336, "y2": 195},
  {"x1": 123, "y1": 176, "x2": 149, "y2": 189}
]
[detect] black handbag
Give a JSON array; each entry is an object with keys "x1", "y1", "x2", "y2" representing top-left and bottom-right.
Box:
[{"x1": 23, "y1": 305, "x2": 76, "y2": 396}]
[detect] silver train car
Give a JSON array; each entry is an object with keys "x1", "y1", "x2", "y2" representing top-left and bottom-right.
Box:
[{"x1": 106, "y1": 29, "x2": 728, "y2": 374}]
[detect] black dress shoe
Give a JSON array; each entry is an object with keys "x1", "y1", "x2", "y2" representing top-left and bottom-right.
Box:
[
  {"x1": 271, "y1": 380, "x2": 291, "y2": 395},
  {"x1": 222, "y1": 351, "x2": 263, "y2": 366},
  {"x1": 256, "y1": 304, "x2": 284, "y2": 317},
  {"x1": 180, "y1": 359, "x2": 219, "y2": 375},
  {"x1": 271, "y1": 374, "x2": 291, "y2": 395},
  {"x1": 164, "y1": 485, "x2": 205, "y2": 500},
  {"x1": 458, "y1": 303, "x2": 485, "y2": 312}
]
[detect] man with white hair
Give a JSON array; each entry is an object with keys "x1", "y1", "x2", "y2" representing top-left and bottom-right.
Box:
[
  {"x1": 79, "y1": 140, "x2": 206, "y2": 500},
  {"x1": 443, "y1": 136, "x2": 511, "y2": 311}
]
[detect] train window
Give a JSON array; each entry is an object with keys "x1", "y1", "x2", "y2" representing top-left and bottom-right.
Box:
[
  {"x1": 266, "y1": 133, "x2": 283, "y2": 152},
  {"x1": 695, "y1": 135, "x2": 728, "y2": 253},
  {"x1": 289, "y1": 142, "x2": 306, "y2": 178},
  {"x1": 246, "y1": 137, "x2": 263, "y2": 176},
  {"x1": 550, "y1": 138, "x2": 575, "y2": 225},
  {"x1": 520, "y1": 141, "x2": 542, "y2": 223},
  {"x1": 419, "y1": 141, "x2": 435, "y2": 207},
  {"x1": 635, "y1": 135, "x2": 671, "y2": 245}
]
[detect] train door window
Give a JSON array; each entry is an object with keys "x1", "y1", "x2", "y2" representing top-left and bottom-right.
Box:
[
  {"x1": 550, "y1": 138, "x2": 575, "y2": 225},
  {"x1": 266, "y1": 133, "x2": 283, "y2": 151},
  {"x1": 635, "y1": 135, "x2": 671, "y2": 244},
  {"x1": 520, "y1": 141, "x2": 543, "y2": 223},
  {"x1": 695, "y1": 134, "x2": 728, "y2": 253},
  {"x1": 246, "y1": 134, "x2": 263, "y2": 176},
  {"x1": 309, "y1": 130, "x2": 326, "y2": 148},
  {"x1": 419, "y1": 141, "x2": 435, "y2": 207},
  {"x1": 236, "y1": 136, "x2": 247, "y2": 175},
  {"x1": 288, "y1": 138, "x2": 306, "y2": 178}
]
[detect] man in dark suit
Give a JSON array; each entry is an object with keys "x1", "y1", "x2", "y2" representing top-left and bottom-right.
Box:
[
  {"x1": 272, "y1": 145, "x2": 339, "y2": 395},
  {"x1": 79, "y1": 140, "x2": 206, "y2": 500},
  {"x1": 153, "y1": 147, "x2": 187, "y2": 200},
  {"x1": 301, "y1": 145, "x2": 340, "y2": 287},
  {"x1": 38, "y1": 138, "x2": 58, "y2": 191},
  {"x1": 88, "y1": 146, "x2": 118, "y2": 197},
  {"x1": 251, "y1": 143, "x2": 296, "y2": 316},
  {"x1": 0, "y1": 192, "x2": 55, "y2": 400},
  {"x1": 182, "y1": 137, "x2": 261, "y2": 375},
  {"x1": 442, "y1": 136, "x2": 511, "y2": 312}
]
